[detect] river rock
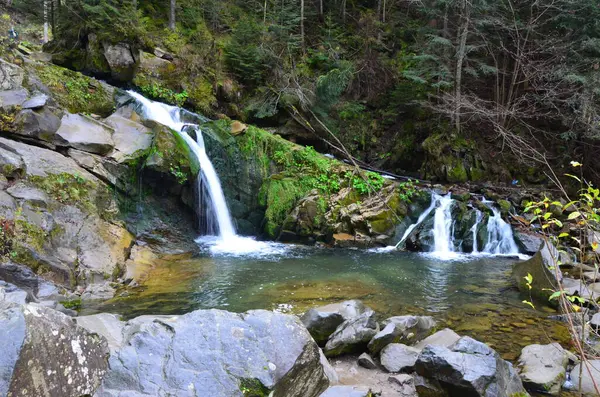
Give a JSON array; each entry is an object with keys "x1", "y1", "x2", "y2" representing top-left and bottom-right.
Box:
[
  {"x1": 515, "y1": 232, "x2": 544, "y2": 255},
  {"x1": 380, "y1": 343, "x2": 420, "y2": 373},
  {"x1": 570, "y1": 360, "x2": 600, "y2": 395},
  {"x1": 0, "y1": 301, "x2": 109, "y2": 397},
  {"x1": 368, "y1": 315, "x2": 436, "y2": 354},
  {"x1": 513, "y1": 241, "x2": 561, "y2": 301},
  {"x1": 591, "y1": 313, "x2": 600, "y2": 331},
  {"x1": 302, "y1": 300, "x2": 372, "y2": 345},
  {"x1": 0, "y1": 144, "x2": 25, "y2": 178},
  {"x1": 103, "y1": 42, "x2": 136, "y2": 81},
  {"x1": 415, "y1": 336, "x2": 527, "y2": 397},
  {"x1": 55, "y1": 113, "x2": 115, "y2": 155},
  {"x1": 357, "y1": 352, "x2": 378, "y2": 369},
  {"x1": 414, "y1": 328, "x2": 461, "y2": 350},
  {"x1": 324, "y1": 311, "x2": 379, "y2": 357},
  {"x1": 80, "y1": 309, "x2": 333, "y2": 397},
  {"x1": 518, "y1": 343, "x2": 569, "y2": 395},
  {"x1": 319, "y1": 385, "x2": 372, "y2": 397}
]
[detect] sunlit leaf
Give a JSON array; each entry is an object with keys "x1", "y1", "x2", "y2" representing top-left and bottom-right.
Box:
[
  {"x1": 559, "y1": 232, "x2": 570, "y2": 238},
  {"x1": 567, "y1": 211, "x2": 581, "y2": 220},
  {"x1": 570, "y1": 161, "x2": 582, "y2": 167},
  {"x1": 549, "y1": 291, "x2": 562, "y2": 301},
  {"x1": 565, "y1": 174, "x2": 582, "y2": 183},
  {"x1": 522, "y1": 300, "x2": 535, "y2": 310}
]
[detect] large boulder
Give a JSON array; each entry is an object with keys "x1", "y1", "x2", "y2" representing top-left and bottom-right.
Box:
[
  {"x1": 319, "y1": 385, "x2": 372, "y2": 397},
  {"x1": 14, "y1": 107, "x2": 62, "y2": 144},
  {"x1": 103, "y1": 112, "x2": 154, "y2": 163},
  {"x1": 415, "y1": 336, "x2": 528, "y2": 397},
  {"x1": 103, "y1": 42, "x2": 137, "y2": 82},
  {"x1": 368, "y1": 315, "x2": 436, "y2": 354},
  {"x1": 517, "y1": 343, "x2": 569, "y2": 395},
  {"x1": 513, "y1": 241, "x2": 561, "y2": 301},
  {"x1": 515, "y1": 232, "x2": 544, "y2": 255},
  {"x1": 301, "y1": 300, "x2": 372, "y2": 345},
  {"x1": 55, "y1": 113, "x2": 115, "y2": 155},
  {"x1": 324, "y1": 311, "x2": 379, "y2": 357},
  {"x1": 76, "y1": 309, "x2": 334, "y2": 397},
  {"x1": 0, "y1": 301, "x2": 109, "y2": 397}
]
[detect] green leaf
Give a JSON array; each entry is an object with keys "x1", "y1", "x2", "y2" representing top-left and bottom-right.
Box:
[
  {"x1": 570, "y1": 161, "x2": 582, "y2": 167},
  {"x1": 549, "y1": 291, "x2": 562, "y2": 301},
  {"x1": 559, "y1": 232, "x2": 570, "y2": 238},
  {"x1": 567, "y1": 211, "x2": 581, "y2": 220},
  {"x1": 522, "y1": 300, "x2": 535, "y2": 310},
  {"x1": 524, "y1": 273, "x2": 533, "y2": 284}
]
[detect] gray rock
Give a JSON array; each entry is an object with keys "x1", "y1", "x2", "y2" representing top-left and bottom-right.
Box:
[
  {"x1": 518, "y1": 343, "x2": 569, "y2": 395},
  {"x1": 413, "y1": 375, "x2": 448, "y2": 397},
  {"x1": 0, "y1": 88, "x2": 28, "y2": 109},
  {"x1": 415, "y1": 336, "x2": 527, "y2": 397},
  {"x1": 84, "y1": 309, "x2": 332, "y2": 397},
  {"x1": 55, "y1": 113, "x2": 115, "y2": 155},
  {"x1": 414, "y1": 328, "x2": 461, "y2": 350},
  {"x1": 80, "y1": 282, "x2": 116, "y2": 301},
  {"x1": 103, "y1": 42, "x2": 136, "y2": 81},
  {"x1": 319, "y1": 385, "x2": 372, "y2": 397},
  {"x1": 515, "y1": 232, "x2": 544, "y2": 255},
  {"x1": 14, "y1": 107, "x2": 62, "y2": 143},
  {"x1": 302, "y1": 300, "x2": 372, "y2": 345},
  {"x1": 0, "y1": 144, "x2": 25, "y2": 179},
  {"x1": 513, "y1": 241, "x2": 561, "y2": 301},
  {"x1": 103, "y1": 112, "x2": 154, "y2": 163},
  {"x1": 324, "y1": 311, "x2": 379, "y2": 357},
  {"x1": 0, "y1": 262, "x2": 39, "y2": 296},
  {"x1": 0, "y1": 59, "x2": 24, "y2": 90},
  {"x1": 0, "y1": 301, "x2": 108, "y2": 396},
  {"x1": 21, "y1": 93, "x2": 48, "y2": 109},
  {"x1": 0, "y1": 281, "x2": 28, "y2": 304},
  {"x1": 591, "y1": 313, "x2": 600, "y2": 331},
  {"x1": 388, "y1": 373, "x2": 414, "y2": 387},
  {"x1": 571, "y1": 359, "x2": 600, "y2": 395},
  {"x1": 357, "y1": 352, "x2": 378, "y2": 369},
  {"x1": 368, "y1": 315, "x2": 436, "y2": 354},
  {"x1": 380, "y1": 343, "x2": 420, "y2": 373},
  {"x1": 0, "y1": 190, "x2": 16, "y2": 217},
  {"x1": 6, "y1": 183, "x2": 49, "y2": 207}
]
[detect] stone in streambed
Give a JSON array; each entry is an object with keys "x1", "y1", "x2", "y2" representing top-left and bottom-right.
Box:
[
  {"x1": 324, "y1": 311, "x2": 379, "y2": 357},
  {"x1": 518, "y1": 342, "x2": 569, "y2": 396},
  {"x1": 302, "y1": 300, "x2": 372, "y2": 345},
  {"x1": 368, "y1": 315, "x2": 436, "y2": 354},
  {"x1": 357, "y1": 353, "x2": 378, "y2": 369},
  {"x1": 415, "y1": 336, "x2": 527, "y2": 397},
  {"x1": 380, "y1": 343, "x2": 420, "y2": 373},
  {"x1": 413, "y1": 328, "x2": 461, "y2": 350},
  {"x1": 570, "y1": 359, "x2": 600, "y2": 395},
  {"x1": 319, "y1": 385, "x2": 372, "y2": 397}
]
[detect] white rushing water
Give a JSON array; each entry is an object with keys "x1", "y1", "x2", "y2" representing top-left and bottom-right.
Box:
[
  {"x1": 395, "y1": 195, "x2": 438, "y2": 249},
  {"x1": 482, "y1": 199, "x2": 520, "y2": 255},
  {"x1": 432, "y1": 193, "x2": 455, "y2": 254},
  {"x1": 470, "y1": 210, "x2": 483, "y2": 253},
  {"x1": 127, "y1": 91, "x2": 286, "y2": 256}
]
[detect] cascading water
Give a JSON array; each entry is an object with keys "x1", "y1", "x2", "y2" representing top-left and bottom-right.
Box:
[
  {"x1": 127, "y1": 91, "x2": 236, "y2": 241},
  {"x1": 432, "y1": 193, "x2": 455, "y2": 254},
  {"x1": 470, "y1": 210, "x2": 483, "y2": 253},
  {"x1": 482, "y1": 200, "x2": 520, "y2": 255},
  {"x1": 125, "y1": 91, "x2": 289, "y2": 256},
  {"x1": 395, "y1": 195, "x2": 437, "y2": 249}
]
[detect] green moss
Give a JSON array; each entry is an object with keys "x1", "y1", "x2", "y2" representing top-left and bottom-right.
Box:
[
  {"x1": 187, "y1": 77, "x2": 217, "y2": 115},
  {"x1": 239, "y1": 378, "x2": 269, "y2": 397},
  {"x1": 29, "y1": 173, "x2": 98, "y2": 212},
  {"x1": 60, "y1": 298, "x2": 82, "y2": 310},
  {"x1": 446, "y1": 162, "x2": 468, "y2": 183},
  {"x1": 259, "y1": 177, "x2": 312, "y2": 238},
  {"x1": 498, "y1": 199, "x2": 511, "y2": 215},
  {"x1": 30, "y1": 62, "x2": 114, "y2": 115}
]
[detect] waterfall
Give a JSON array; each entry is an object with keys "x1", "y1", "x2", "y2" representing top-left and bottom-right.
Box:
[
  {"x1": 395, "y1": 195, "x2": 437, "y2": 249},
  {"x1": 470, "y1": 210, "x2": 483, "y2": 253},
  {"x1": 126, "y1": 91, "x2": 236, "y2": 241},
  {"x1": 432, "y1": 193, "x2": 455, "y2": 254},
  {"x1": 482, "y1": 200, "x2": 519, "y2": 255}
]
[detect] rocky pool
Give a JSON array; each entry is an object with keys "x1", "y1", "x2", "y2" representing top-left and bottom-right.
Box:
[{"x1": 82, "y1": 243, "x2": 568, "y2": 360}]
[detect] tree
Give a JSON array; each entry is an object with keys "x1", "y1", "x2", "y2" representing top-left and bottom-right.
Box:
[{"x1": 169, "y1": 0, "x2": 176, "y2": 30}]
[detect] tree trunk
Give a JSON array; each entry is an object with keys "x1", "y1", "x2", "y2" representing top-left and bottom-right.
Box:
[
  {"x1": 300, "y1": 0, "x2": 305, "y2": 51},
  {"x1": 263, "y1": 0, "x2": 267, "y2": 24},
  {"x1": 382, "y1": 0, "x2": 386, "y2": 23},
  {"x1": 169, "y1": 0, "x2": 176, "y2": 31},
  {"x1": 454, "y1": 0, "x2": 470, "y2": 134},
  {"x1": 43, "y1": 0, "x2": 49, "y2": 43},
  {"x1": 319, "y1": 0, "x2": 323, "y2": 18},
  {"x1": 341, "y1": 0, "x2": 346, "y2": 23}
]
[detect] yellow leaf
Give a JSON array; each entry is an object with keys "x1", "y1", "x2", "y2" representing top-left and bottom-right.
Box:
[{"x1": 570, "y1": 161, "x2": 582, "y2": 167}]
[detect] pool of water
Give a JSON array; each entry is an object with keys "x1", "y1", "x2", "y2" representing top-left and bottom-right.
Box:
[{"x1": 82, "y1": 243, "x2": 569, "y2": 360}]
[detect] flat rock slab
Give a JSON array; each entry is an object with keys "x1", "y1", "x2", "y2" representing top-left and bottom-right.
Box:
[
  {"x1": 55, "y1": 113, "x2": 115, "y2": 155},
  {"x1": 0, "y1": 89, "x2": 28, "y2": 109},
  {"x1": 414, "y1": 328, "x2": 460, "y2": 350},
  {"x1": 368, "y1": 315, "x2": 435, "y2": 354},
  {"x1": 518, "y1": 343, "x2": 569, "y2": 395},
  {"x1": 319, "y1": 385, "x2": 372, "y2": 397},
  {"x1": 21, "y1": 94, "x2": 48, "y2": 109},
  {"x1": 80, "y1": 309, "x2": 333, "y2": 397},
  {"x1": 103, "y1": 113, "x2": 153, "y2": 163}
]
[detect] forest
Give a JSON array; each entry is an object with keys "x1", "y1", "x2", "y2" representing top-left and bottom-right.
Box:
[{"x1": 9, "y1": 0, "x2": 600, "y2": 188}]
